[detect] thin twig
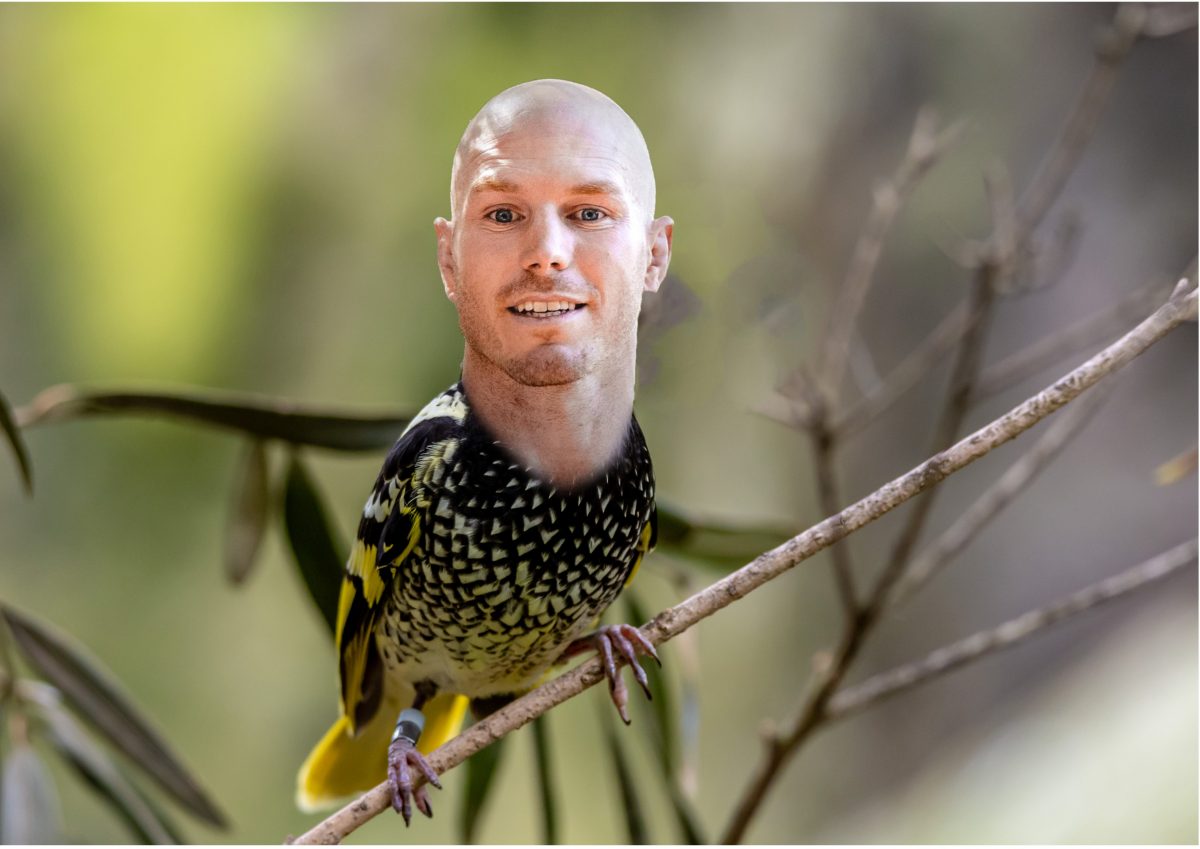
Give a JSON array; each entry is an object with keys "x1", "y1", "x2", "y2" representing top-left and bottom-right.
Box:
[
  {"x1": 809, "y1": 427, "x2": 859, "y2": 616},
  {"x1": 834, "y1": 3, "x2": 1152, "y2": 441},
  {"x1": 871, "y1": 264, "x2": 1000, "y2": 609},
  {"x1": 888, "y1": 377, "x2": 1114, "y2": 607},
  {"x1": 722, "y1": 11, "x2": 1155, "y2": 836},
  {"x1": 832, "y1": 301, "x2": 972, "y2": 438},
  {"x1": 1141, "y1": 4, "x2": 1198, "y2": 37},
  {"x1": 865, "y1": 170, "x2": 1017, "y2": 603},
  {"x1": 827, "y1": 538, "x2": 1197, "y2": 721},
  {"x1": 292, "y1": 284, "x2": 1196, "y2": 846},
  {"x1": 975, "y1": 279, "x2": 1165, "y2": 399},
  {"x1": 721, "y1": 262, "x2": 1000, "y2": 846},
  {"x1": 815, "y1": 109, "x2": 967, "y2": 403},
  {"x1": 780, "y1": 111, "x2": 967, "y2": 618},
  {"x1": 1015, "y1": 4, "x2": 1145, "y2": 239},
  {"x1": 802, "y1": 111, "x2": 965, "y2": 616}
]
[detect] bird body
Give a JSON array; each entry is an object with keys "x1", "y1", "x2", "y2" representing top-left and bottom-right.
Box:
[{"x1": 298, "y1": 382, "x2": 656, "y2": 811}]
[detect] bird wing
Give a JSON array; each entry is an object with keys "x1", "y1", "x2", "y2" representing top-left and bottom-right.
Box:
[
  {"x1": 623, "y1": 500, "x2": 658, "y2": 588},
  {"x1": 334, "y1": 414, "x2": 462, "y2": 733}
]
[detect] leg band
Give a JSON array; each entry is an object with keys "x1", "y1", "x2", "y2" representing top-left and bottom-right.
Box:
[{"x1": 391, "y1": 707, "x2": 426, "y2": 745}]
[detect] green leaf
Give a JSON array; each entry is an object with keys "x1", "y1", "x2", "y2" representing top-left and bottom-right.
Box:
[
  {"x1": 0, "y1": 605, "x2": 227, "y2": 828},
  {"x1": 601, "y1": 711, "x2": 648, "y2": 844},
  {"x1": 458, "y1": 732, "x2": 507, "y2": 843},
  {"x1": 530, "y1": 715, "x2": 560, "y2": 844},
  {"x1": 1, "y1": 388, "x2": 33, "y2": 494},
  {"x1": 16, "y1": 384, "x2": 411, "y2": 452},
  {"x1": 624, "y1": 594, "x2": 705, "y2": 844},
  {"x1": 282, "y1": 453, "x2": 345, "y2": 634},
  {"x1": 21, "y1": 680, "x2": 181, "y2": 844},
  {"x1": 655, "y1": 501, "x2": 794, "y2": 570},
  {"x1": 224, "y1": 439, "x2": 271, "y2": 585},
  {"x1": 1, "y1": 742, "x2": 62, "y2": 844}
]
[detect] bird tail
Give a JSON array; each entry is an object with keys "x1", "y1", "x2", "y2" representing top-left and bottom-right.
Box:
[{"x1": 296, "y1": 692, "x2": 470, "y2": 812}]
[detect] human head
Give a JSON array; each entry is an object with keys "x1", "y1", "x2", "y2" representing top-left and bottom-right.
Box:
[{"x1": 435, "y1": 79, "x2": 673, "y2": 389}]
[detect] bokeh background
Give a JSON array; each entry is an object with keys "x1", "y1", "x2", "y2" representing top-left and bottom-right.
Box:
[{"x1": 0, "y1": 3, "x2": 1196, "y2": 843}]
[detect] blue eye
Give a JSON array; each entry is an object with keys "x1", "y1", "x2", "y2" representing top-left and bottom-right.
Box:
[
  {"x1": 577, "y1": 208, "x2": 604, "y2": 222},
  {"x1": 488, "y1": 209, "x2": 516, "y2": 224}
]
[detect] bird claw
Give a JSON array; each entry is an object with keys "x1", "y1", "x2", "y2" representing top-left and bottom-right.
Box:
[
  {"x1": 387, "y1": 738, "x2": 441, "y2": 826},
  {"x1": 572, "y1": 624, "x2": 660, "y2": 725}
]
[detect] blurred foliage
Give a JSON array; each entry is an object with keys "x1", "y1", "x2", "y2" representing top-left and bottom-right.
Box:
[
  {"x1": 4, "y1": 380, "x2": 779, "y2": 840},
  {"x1": 0, "y1": 605, "x2": 223, "y2": 842},
  {"x1": 0, "y1": 389, "x2": 31, "y2": 494},
  {"x1": 0, "y1": 3, "x2": 1195, "y2": 844}
]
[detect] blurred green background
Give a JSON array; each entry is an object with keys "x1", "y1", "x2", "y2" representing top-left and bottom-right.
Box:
[{"x1": 0, "y1": 3, "x2": 1196, "y2": 843}]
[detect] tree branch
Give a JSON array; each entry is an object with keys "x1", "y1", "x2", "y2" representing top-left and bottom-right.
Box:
[
  {"x1": 814, "y1": 109, "x2": 967, "y2": 403},
  {"x1": 887, "y1": 377, "x2": 1113, "y2": 607},
  {"x1": 779, "y1": 111, "x2": 964, "y2": 618},
  {"x1": 720, "y1": 10, "x2": 1166, "y2": 836},
  {"x1": 290, "y1": 283, "x2": 1196, "y2": 846},
  {"x1": 826, "y1": 538, "x2": 1197, "y2": 721},
  {"x1": 832, "y1": 300, "x2": 972, "y2": 438},
  {"x1": 809, "y1": 428, "x2": 859, "y2": 617},
  {"x1": 1015, "y1": 3, "x2": 1144, "y2": 238},
  {"x1": 718, "y1": 280, "x2": 1194, "y2": 845},
  {"x1": 974, "y1": 279, "x2": 1166, "y2": 399}
]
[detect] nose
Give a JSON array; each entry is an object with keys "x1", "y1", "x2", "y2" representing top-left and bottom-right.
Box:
[{"x1": 522, "y1": 209, "x2": 572, "y2": 273}]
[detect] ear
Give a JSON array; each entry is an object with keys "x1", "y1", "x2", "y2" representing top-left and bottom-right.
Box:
[
  {"x1": 434, "y1": 217, "x2": 458, "y2": 300},
  {"x1": 643, "y1": 216, "x2": 673, "y2": 293}
]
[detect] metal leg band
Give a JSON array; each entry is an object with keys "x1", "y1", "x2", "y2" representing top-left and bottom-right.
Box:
[{"x1": 391, "y1": 707, "x2": 426, "y2": 745}]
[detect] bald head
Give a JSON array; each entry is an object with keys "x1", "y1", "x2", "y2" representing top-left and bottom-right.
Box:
[{"x1": 449, "y1": 79, "x2": 656, "y2": 221}]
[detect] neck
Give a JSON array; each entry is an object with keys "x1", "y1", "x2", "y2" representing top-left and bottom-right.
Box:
[{"x1": 461, "y1": 353, "x2": 636, "y2": 489}]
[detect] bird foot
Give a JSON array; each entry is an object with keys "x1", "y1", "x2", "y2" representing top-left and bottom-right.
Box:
[
  {"x1": 387, "y1": 736, "x2": 441, "y2": 826},
  {"x1": 565, "y1": 623, "x2": 660, "y2": 724}
]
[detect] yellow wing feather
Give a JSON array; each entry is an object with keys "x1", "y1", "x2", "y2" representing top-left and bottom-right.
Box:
[{"x1": 297, "y1": 691, "x2": 469, "y2": 812}]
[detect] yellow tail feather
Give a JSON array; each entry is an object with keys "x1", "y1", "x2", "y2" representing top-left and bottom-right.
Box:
[{"x1": 296, "y1": 693, "x2": 469, "y2": 812}]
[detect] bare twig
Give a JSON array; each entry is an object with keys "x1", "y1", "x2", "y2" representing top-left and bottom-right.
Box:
[
  {"x1": 722, "y1": 11, "x2": 1162, "y2": 836},
  {"x1": 831, "y1": 221, "x2": 1132, "y2": 436},
  {"x1": 1141, "y1": 4, "x2": 1198, "y2": 37},
  {"x1": 1016, "y1": 4, "x2": 1144, "y2": 239},
  {"x1": 827, "y1": 538, "x2": 1197, "y2": 721},
  {"x1": 1016, "y1": 209, "x2": 1082, "y2": 295},
  {"x1": 293, "y1": 284, "x2": 1196, "y2": 846},
  {"x1": 888, "y1": 378, "x2": 1114, "y2": 607},
  {"x1": 871, "y1": 264, "x2": 1000, "y2": 610},
  {"x1": 780, "y1": 112, "x2": 966, "y2": 618},
  {"x1": 809, "y1": 428, "x2": 859, "y2": 616},
  {"x1": 976, "y1": 280, "x2": 1166, "y2": 399},
  {"x1": 778, "y1": 371, "x2": 859, "y2": 616},
  {"x1": 798, "y1": 110, "x2": 965, "y2": 617},
  {"x1": 815, "y1": 109, "x2": 967, "y2": 402},
  {"x1": 722, "y1": 261, "x2": 1000, "y2": 845},
  {"x1": 866, "y1": 168, "x2": 1020, "y2": 601},
  {"x1": 833, "y1": 301, "x2": 973, "y2": 438}
]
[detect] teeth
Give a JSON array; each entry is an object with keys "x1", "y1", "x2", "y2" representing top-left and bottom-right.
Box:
[{"x1": 515, "y1": 300, "x2": 579, "y2": 314}]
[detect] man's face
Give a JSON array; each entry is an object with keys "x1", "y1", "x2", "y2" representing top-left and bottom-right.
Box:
[{"x1": 436, "y1": 107, "x2": 672, "y2": 388}]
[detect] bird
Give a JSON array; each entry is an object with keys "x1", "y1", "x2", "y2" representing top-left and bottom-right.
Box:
[{"x1": 296, "y1": 381, "x2": 659, "y2": 822}]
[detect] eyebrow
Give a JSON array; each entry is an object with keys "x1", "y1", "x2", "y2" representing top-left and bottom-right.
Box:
[
  {"x1": 569, "y1": 181, "x2": 622, "y2": 197},
  {"x1": 470, "y1": 178, "x2": 624, "y2": 197},
  {"x1": 473, "y1": 177, "x2": 520, "y2": 195}
]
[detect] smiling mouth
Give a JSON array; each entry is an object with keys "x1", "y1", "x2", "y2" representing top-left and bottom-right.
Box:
[{"x1": 507, "y1": 300, "x2": 587, "y2": 318}]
